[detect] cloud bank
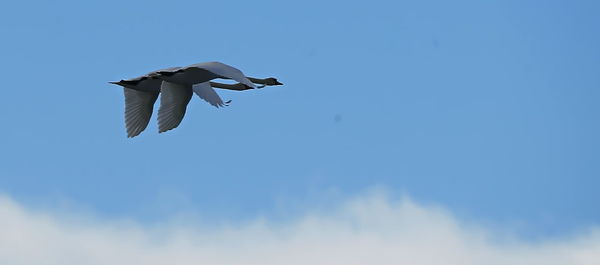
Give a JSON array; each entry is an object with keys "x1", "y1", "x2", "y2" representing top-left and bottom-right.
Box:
[{"x1": 1, "y1": 192, "x2": 599, "y2": 265}]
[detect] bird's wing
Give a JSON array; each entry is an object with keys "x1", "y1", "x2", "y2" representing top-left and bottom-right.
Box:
[
  {"x1": 157, "y1": 81, "x2": 193, "y2": 133},
  {"x1": 124, "y1": 88, "x2": 159, "y2": 138},
  {"x1": 192, "y1": 82, "x2": 228, "y2": 108},
  {"x1": 186, "y1": 62, "x2": 256, "y2": 88},
  {"x1": 151, "y1": 66, "x2": 183, "y2": 75}
]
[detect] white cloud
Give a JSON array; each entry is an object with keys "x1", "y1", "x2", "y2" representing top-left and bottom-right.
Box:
[{"x1": 0, "y1": 192, "x2": 599, "y2": 265}]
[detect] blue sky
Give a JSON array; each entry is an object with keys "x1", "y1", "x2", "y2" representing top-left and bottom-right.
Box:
[{"x1": 0, "y1": 0, "x2": 599, "y2": 250}]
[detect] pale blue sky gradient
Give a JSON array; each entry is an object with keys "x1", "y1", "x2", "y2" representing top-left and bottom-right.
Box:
[{"x1": 0, "y1": 0, "x2": 598, "y2": 238}]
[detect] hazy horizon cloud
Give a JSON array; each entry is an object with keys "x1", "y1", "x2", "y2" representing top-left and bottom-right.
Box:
[{"x1": 1, "y1": 192, "x2": 598, "y2": 265}]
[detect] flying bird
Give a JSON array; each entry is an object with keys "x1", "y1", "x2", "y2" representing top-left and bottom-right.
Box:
[{"x1": 110, "y1": 62, "x2": 283, "y2": 137}]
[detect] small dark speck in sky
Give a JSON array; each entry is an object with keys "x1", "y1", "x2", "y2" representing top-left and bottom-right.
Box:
[{"x1": 334, "y1": 114, "x2": 342, "y2": 123}]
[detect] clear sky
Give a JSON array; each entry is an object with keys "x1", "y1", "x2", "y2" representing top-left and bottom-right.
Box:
[{"x1": 0, "y1": 0, "x2": 598, "y2": 251}]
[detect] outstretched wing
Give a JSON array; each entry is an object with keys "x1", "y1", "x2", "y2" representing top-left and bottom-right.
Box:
[
  {"x1": 157, "y1": 81, "x2": 193, "y2": 133},
  {"x1": 186, "y1": 62, "x2": 256, "y2": 88},
  {"x1": 192, "y1": 82, "x2": 228, "y2": 108},
  {"x1": 124, "y1": 88, "x2": 159, "y2": 138}
]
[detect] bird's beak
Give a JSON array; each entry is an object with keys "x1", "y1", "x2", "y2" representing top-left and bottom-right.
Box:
[
  {"x1": 274, "y1": 80, "x2": 284, "y2": 85},
  {"x1": 109, "y1": 81, "x2": 120, "y2": 85}
]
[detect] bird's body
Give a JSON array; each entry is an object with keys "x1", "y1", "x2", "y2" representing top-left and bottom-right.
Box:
[
  {"x1": 158, "y1": 68, "x2": 220, "y2": 86},
  {"x1": 156, "y1": 62, "x2": 256, "y2": 87},
  {"x1": 110, "y1": 61, "x2": 283, "y2": 137},
  {"x1": 113, "y1": 76, "x2": 162, "y2": 92}
]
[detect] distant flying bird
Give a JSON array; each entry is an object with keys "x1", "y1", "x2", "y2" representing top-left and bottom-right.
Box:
[{"x1": 110, "y1": 62, "x2": 283, "y2": 137}]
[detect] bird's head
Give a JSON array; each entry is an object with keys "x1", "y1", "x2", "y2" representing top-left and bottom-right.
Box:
[{"x1": 264, "y1": 77, "x2": 283, "y2": 86}]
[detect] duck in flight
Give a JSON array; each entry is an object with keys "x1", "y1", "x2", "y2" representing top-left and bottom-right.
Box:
[{"x1": 110, "y1": 62, "x2": 283, "y2": 138}]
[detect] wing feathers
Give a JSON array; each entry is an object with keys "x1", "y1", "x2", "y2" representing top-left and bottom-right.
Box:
[
  {"x1": 192, "y1": 82, "x2": 228, "y2": 108},
  {"x1": 157, "y1": 81, "x2": 193, "y2": 133},
  {"x1": 124, "y1": 88, "x2": 159, "y2": 138}
]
